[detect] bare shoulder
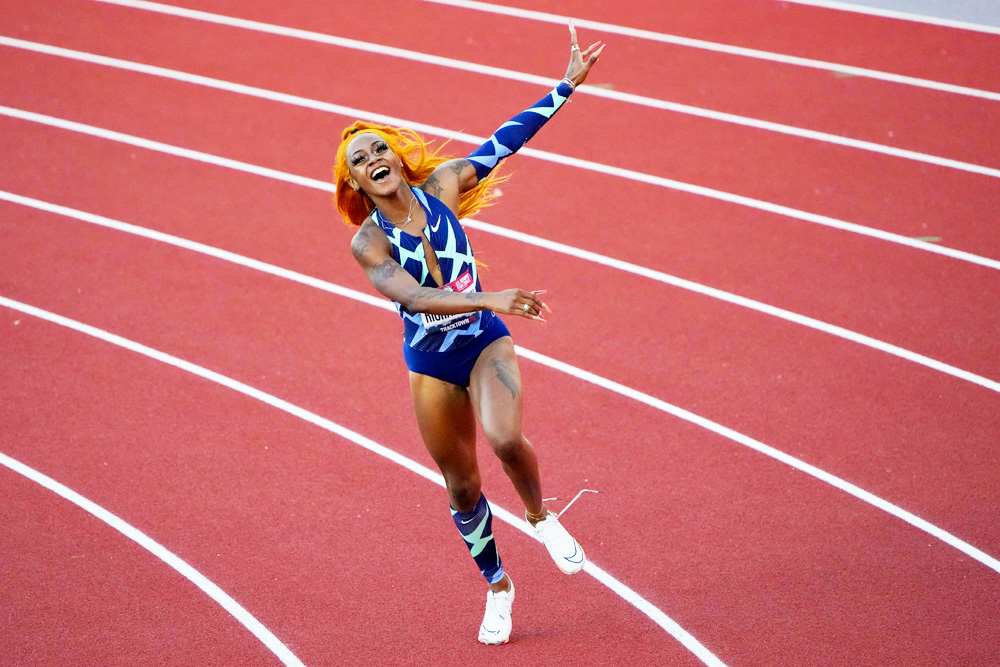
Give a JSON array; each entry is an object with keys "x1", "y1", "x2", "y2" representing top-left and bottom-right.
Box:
[
  {"x1": 419, "y1": 171, "x2": 449, "y2": 201},
  {"x1": 420, "y1": 158, "x2": 475, "y2": 210},
  {"x1": 444, "y1": 157, "x2": 474, "y2": 178},
  {"x1": 351, "y1": 217, "x2": 390, "y2": 265}
]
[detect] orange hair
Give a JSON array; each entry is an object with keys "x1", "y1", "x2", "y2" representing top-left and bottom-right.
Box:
[{"x1": 333, "y1": 120, "x2": 508, "y2": 226}]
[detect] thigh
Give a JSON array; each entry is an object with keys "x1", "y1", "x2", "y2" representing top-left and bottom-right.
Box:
[
  {"x1": 468, "y1": 336, "x2": 524, "y2": 443},
  {"x1": 409, "y1": 371, "x2": 478, "y2": 477}
]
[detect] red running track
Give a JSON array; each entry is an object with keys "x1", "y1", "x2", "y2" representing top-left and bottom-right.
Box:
[{"x1": 2, "y1": 1, "x2": 999, "y2": 665}]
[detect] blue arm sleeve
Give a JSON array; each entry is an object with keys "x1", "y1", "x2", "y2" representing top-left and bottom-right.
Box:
[{"x1": 466, "y1": 79, "x2": 576, "y2": 181}]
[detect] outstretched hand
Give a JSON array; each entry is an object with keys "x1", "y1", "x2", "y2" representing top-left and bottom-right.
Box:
[
  {"x1": 564, "y1": 19, "x2": 605, "y2": 88},
  {"x1": 490, "y1": 289, "x2": 551, "y2": 323}
]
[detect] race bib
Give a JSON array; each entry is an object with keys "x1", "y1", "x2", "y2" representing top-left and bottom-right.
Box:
[{"x1": 421, "y1": 271, "x2": 480, "y2": 334}]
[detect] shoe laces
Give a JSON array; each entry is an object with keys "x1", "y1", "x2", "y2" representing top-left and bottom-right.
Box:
[
  {"x1": 484, "y1": 589, "x2": 511, "y2": 623},
  {"x1": 533, "y1": 513, "x2": 562, "y2": 540},
  {"x1": 495, "y1": 585, "x2": 513, "y2": 601}
]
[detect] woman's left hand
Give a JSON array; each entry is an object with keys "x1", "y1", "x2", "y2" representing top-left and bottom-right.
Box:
[{"x1": 564, "y1": 19, "x2": 605, "y2": 88}]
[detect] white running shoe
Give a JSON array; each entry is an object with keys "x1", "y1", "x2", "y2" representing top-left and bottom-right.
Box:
[
  {"x1": 531, "y1": 511, "x2": 586, "y2": 575},
  {"x1": 478, "y1": 576, "x2": 514, "y2": 645}
]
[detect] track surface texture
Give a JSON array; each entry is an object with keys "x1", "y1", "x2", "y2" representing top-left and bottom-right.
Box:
[{"x1": 2, "y1": 1, "x2": 998, "y2": 665}]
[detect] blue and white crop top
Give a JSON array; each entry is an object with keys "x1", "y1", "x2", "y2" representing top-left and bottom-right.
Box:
[{"x1": 372, "y1": 187, "x2": 496, "y2": 353}]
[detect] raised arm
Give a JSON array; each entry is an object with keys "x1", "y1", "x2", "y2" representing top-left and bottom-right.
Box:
[
  {"x1": 425, "y1": 21, "x2": 605, "y2": 199},
  {"x1": 351, "y1": 222, "x2": 549, "y2": 320}
]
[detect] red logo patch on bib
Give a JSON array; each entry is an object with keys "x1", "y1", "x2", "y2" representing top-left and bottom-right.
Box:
[{"x1": 421, "y1": 271, "x2": 480, "y2": 334}]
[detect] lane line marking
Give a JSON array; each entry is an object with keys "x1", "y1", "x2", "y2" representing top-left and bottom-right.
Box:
[
  {"x1": 0, "y1": 106, "x2": 333, "y2": 189},
  {"x1": 464, "y1": 217, "x2": 1000, "y2": 393},
  {"x1": 0, "y1": 106, "x2": 333, "y2": 190},
  {"x1": 0, "y1": 297, "x2": 726, "y2": 667},
  {"x1": 515, "y1": 345, "x2": 1000, "y2": 578},
  {"x1": 1, "y1": 43, "x2": 997, "y2": 270},
  {"x1": 3, "y1": 115, "x2": 998, "y2": 392},
  {"x1": 778, "y1": 0, "x2": 1000, "y2": 35},
  {"x1": 414, "y1": 0, "x2": 1000, "y2": 97},
  {"x1": 85, "y1": 0, "x2": 1000, "y2": 177},
  {"x1": 0, "y1": 450, "x2": 306, "y2": 667},
  {"x1": 0, "y1": 190, "x2": 390, "y2": 310},
  {"x1": 3, "y1": 197, "x2": 999, "y2": 578}
]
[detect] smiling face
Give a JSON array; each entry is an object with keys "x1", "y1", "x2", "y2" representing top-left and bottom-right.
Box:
[
  {"x1": 334, "y1": 122, "x2": 439, "y2": 226},
  {"x1": 345, "y1": 132, "x2": 405, "y2": 197}
]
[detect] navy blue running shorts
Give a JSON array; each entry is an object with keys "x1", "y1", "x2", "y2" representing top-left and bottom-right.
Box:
[{"x1": 402, "y1": 315, "x2": 511, "y2": 387}]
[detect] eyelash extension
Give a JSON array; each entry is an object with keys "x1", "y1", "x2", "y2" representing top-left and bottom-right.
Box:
[{"x1": 351, "y1": 143, "x2": 389, "y2": 167}]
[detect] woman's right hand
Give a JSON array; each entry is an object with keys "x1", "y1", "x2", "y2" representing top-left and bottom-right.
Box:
[
  {"x1": 489, "y1": 289, "x2": 551, "y2": 322},
  {"x1": 564, "y1": 20, "x2": 605, "y2": 88}
]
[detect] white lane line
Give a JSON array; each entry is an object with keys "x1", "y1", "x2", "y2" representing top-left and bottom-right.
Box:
[
  {"x1": 779, "y1": 0, "x2": 1000, "y2": 35},
  {"x1": 0, "y1": 450, "x2": 306, "y2": 667},
  {"x1": 0, "y1": 191, "x2": 389, "y2": 311},
  {"x1": 0, "y1": 106, "x2": 333, "y2": 191},
  {"x1": 1, "y1": 43, "x2": 997, "y2": 272},
  {"x1": 0, "y1": 297, "x2": 726, "y2": 667},
  {"x1": 3, "y1": 196, "x2": 999, "y2": 579},
  {"x1": 4, "y1": 111, "x2": 998, "y2": 391},
  {"x1": 85, "y1": 0, "x2": 1000, "y2": 178},
  {"x1": 463, "y1": 218, "x2": 1000, "y2": 393},
  {"x1": 415, "y1": 0, "x2": 1000, "y2": 99},
  {"x1": 2, "y1": 121, "x2": 998, "y2": 393},
  {"x1": 516, "y1": 346, "x2": 1000, "y2": 579}
]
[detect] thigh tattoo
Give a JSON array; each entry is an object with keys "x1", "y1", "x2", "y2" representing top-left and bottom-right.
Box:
[{"x1": 490, "y1": 357, "x2": 520, "y2": 401}]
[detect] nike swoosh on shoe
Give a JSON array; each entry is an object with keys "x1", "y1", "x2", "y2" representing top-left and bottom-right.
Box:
[{"x1": 563, "y1": 542, "x2": 585, "y2": 564}]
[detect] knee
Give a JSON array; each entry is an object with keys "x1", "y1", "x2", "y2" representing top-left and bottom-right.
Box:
[
  {"x1": 487, "y1": 432, "x2": 526, "y2": 464},
  {"x1": 445, "y1": 473, "x2": 482, "y2": 512}
]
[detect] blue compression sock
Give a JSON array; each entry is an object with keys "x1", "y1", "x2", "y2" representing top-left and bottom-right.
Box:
[
  {"x1": 466, "y1": 79, "x2": 575, "y2": 181},
  {"x1": 451, "y1": 493, "x2": 505, "y2": 584}
]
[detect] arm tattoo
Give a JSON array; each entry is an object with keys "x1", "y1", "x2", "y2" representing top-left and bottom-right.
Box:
[
  {"x1": 351, "y1": 229, "x2": 371, "y2": 258},
  {"x1": 372, "y1": 259, "x2": 400, "y2": 285},
  {"x1": 408, "y1": 287, "x2": 484, "y2": 313},
  {"x1": 449, "y1": 159, "x2": 471, "y2": 175},
  {"x1": 418, "y1": 288, "x2": 479, "y2": 304},
  {"x1": 423, "y1": 174, "x2": 444, "y2": 199}
]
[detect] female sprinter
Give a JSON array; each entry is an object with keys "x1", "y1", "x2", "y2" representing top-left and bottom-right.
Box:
[{"x1": 335, "y1": 24, "x2": 604, "y2": 645}]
